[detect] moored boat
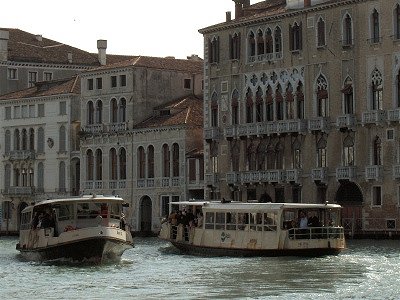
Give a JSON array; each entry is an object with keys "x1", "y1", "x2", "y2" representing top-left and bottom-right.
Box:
[
  {"x1": 16, "y1": 194, "x2": 133, "y2": 263},
  {"x1": 159, "y1": 201, "x2": 346, "y2": 257}
]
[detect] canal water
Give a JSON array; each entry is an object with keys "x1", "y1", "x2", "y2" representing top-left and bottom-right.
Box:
[{"x1": 1, "y1": 237, "x2": 400, "y2": 299}]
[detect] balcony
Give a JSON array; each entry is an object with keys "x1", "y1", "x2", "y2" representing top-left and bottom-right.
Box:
[
  {"x1": 308, "y1": 117, "x2": 330, "y2": 132},
  {"x1": 286, "y1": 169, "x2": 301, "y2": 183},
  {"x1": 337, "y1": 114, "x2": 356, "y2": 129},
  {"x1": 204, "y1": 127, "x2": 220, "y2": 142},
  {"x1": 107, "y1": 122, "x2": 128, "y2": 132},
  {"x1": 225, "y1": 125, "x2": 239, "y2": 139},
  {"x1": 9, "y1": 150, "x2": 36, "y2": 160},
  {"x1": 388, "y1": 108, "x2": 400, "y2": 122},
  {"x1": 365, "y1": 165, "x2": 383, "y2": 181},
  {"x1": 336, "y1": 166, "x2": 357, "y2": 181},
  {"x1": 362, "y1": 110, "x2": 386, "y2": 126},
  {"x1": 278, "y1": 119, "x2": 307, "y2": 134},
  {"x1": 268, "y1": 170, "x2": 286, "y2": 183},
  {"x1": 226, "y1": 172, "x2": 241, "y2": 185},
  {"x1": 205, "y1": 173, "x2": 219, "y2": 187},
  {"x1": 2, "y1": 186, "x2": 35, "y2": 196},
  {"x1": 242, "y1": 171, "x2": 261, "y2": 184},
  {"x1": 393, "y1": 165, "x2": 400, "y2": 179},
  {"x1": 83, "y1": 124, "x2": 105, "y2": 134},
  {"x1": 311, "y1": 167, "x2": 329, "y2": 183}
]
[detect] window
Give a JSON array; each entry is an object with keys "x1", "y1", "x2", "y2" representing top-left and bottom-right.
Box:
[
  {"x1": 44, "y1": 72, "x2": 53, "y2": 81},
  {"x1": 172, "y1": 143, "x2": 179, "y2": 177},
  {"x1": 292, "y1": 138, "x2": 301, "y2": 169},
  {"x1": 95, "y1": 149, "x2": 102, "y2": 180},
  {"x1": 316, "y1": 74, "x2": 329, "y2": 117},
  {"x1": 372, "y1": 186, "x2": 382, "y2": 206},
  {"x1": 229, "y1": 33, "x2": 241, "y2": 60},
  {"x1": 119, "y1": 148, "x2": 126, "y2": 180},
  {"x1": 317, "y1": 17, "x2": 326, "y2": 47},
  {"x1": 210, "y1": 141, "x2": 218, "y2": 173},
  {"x1": 110, "y1": 148, "x2": 117, "y2": 180},
  {"x1": 274, "y1": 27, "x2": 282, "y2": 55},
  {"x1": 395, "y1": 4, "x2": 400, "y2": 40},
  {"x1": 2, "y1": 201, "x2": 11, "y2": 220},
  {"x1": 96, "y1": 77, "x2": 102, "y2": 89},
  {"x1": 343, "y1": 14, "x2": 353, "y2": 46},
  {"x1": 245, "y1": 88, "x2": 253, "y2": 123},
  {"x1": 257, "y1": 29, "x2": 264, "y2": 56},
  {"x1": 248, "y1": 31, "x2": 256, "y2": 58},
  {"x1": 86, "y1": 149, "x2": 94, "y2": 180},
  {"x1": 189, "y1": 159, "x2": 196, "y2": 182},
  {"x1": 317, "y1": 134, "x2": 327, "y2": 167},
  {"x1": 371, "y1": 9, "x2": 380, "y2": 43},
  {"x1": 5, "y1": 130, "x2": 10, "y2": 154},
  {"x1": 59, "y1": 161, "x2": 66, "y2": 191},
  {"x1": 276, "y1": 85, "x2": 284, "y2": 120},
  {"x1": 111, "y1": 76, "x2": 117, "y2": 88},
  {"x1": 371, "y1": 68, "x2": 383, "y2": 110},
  {"x1": 14, "y1": 106, "x2": 21, "y2": 119},
  {"x1": 387, "y1": 129, "x2": 395, "y2": 141},
  {"x1": 286, "y1": 83, "x2": 294, "y2": 119},
  {"x1": 289, "y1": 22, "x2": 302, "y2": 51},
  {"x1": 211, "y1": 92, "x2": 218, "y2": 127},
  {"x1": 87, "y1": 101, "x2": 94, "y2": 125},
  {"x1": 255, "y1": 87, "x2": 264, "y2": 122},
  {"x1": 120, "y1": 75, "x2": 127, "y2": 87},
  {"x1": 162, "y1": 144, "x2": 170, "y2": 177},
  {"x1": 231, "y1": 90, "x2": 239, "y2": 125},
  {"x1": 342, "y1": 77, "x2": 354, "y2": 114},
  {"x1": 22, "y1": 105, "x2": 28, "y2": 118},
  {"x1": 28, "y1": 71, "x2": 37, "y2": 87},
  {"x1": 59, "y1": 126, "x2": 66, "y2": 152},
  {"x1": 138, "y1": 147, "x2": 145, "y2": 179},
  {"x1": 37, "y1": 127, "x2": 45, "y2": 153},
  {"x1": 7, "y1": 68, "x2": 17, "y2": 80},
  {"x1": 111, "y1": 98, "x2": 118, "y2": 123},
  {"x1": 38, "y1": 103, "x2": 45, "y2": 117},
  {"x1": 266, "y1": 86, "x2": 273, "y2": 121},
  {"x1": 5, "y1": 107, "x2": 11, "y2": 120},
  {"x1": 148, "y1": 145, "x2": 154, "y2": 178},
  {"x1": 209, "y1": 36, "x2": 220, "y2": 63},
  {"x1": 296, "y1": 82, "x2": 304, "y2": 119},
  {"x1": 59, "y1": 101, "x2": 66, "y2": 115},
  {"x1": 29, "y1": 105, "x2": 35, "y2": 118},
  {"x1": 88, "y1": 78, "x2": 94, "y2": 90},
  {"x1": 373, "y1": 136, "x2": 382, "y2": 165},
  {"x1": 119, "y1": 98, "x2": 126, "y2": 122},
  {"x1": 161, "y1": 196, "x2": 170, "y2": 217},
  {"x1": 184, "y1": 78, "x2": 191, "y2": 89},
  {"x1": 292, "y1": 186, "x2": 302, "y2": 203},
  {"x1": 231, "y1": 140, "x2": 240, "y2": 172},
  {"x1": 265, "y1": 28, "x2": 273, "y2": 56},
  {"x1": 95, "y1": 101, "x2": 103, "y2": 123},
  {"x1": 343, "y1": 134, "x2": 354, "y2": 166}
]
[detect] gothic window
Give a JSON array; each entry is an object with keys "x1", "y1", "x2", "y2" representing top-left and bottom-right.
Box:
[
  {"x1": 276, "y1": 84, "x2": 284, "y2": 120},
  {"x1": 397, "y1": 69, "x2": 400, "y2": 108},
  {"x1": 257, "y1": 139, "x2": 267, "y2": 170},
  {"x1": 148, "y1": 145, "x2": 155, "y2": 178},
  {"x1": 209, "y1": 36, "x2": 220, "y2": 63},
  {"x1": 395, "y1": 4, "x2": 400, "y2": 40},
  {"x1": 28, "y1": 167, "x2": 34, "y2": 187},
  {"x1": 172, "y1": 143, "x2": 179, "y2": 177},
  {"x1": 286, "y1": 83, "x2": 294, "y2": 119},
  {"x1": 246, "y1": 140, "x2": 257, "y2": 171},
  {"x1": 86, "y1": 149, "x2": 94, "y2": 180},
  {"x1": 248, "y1": 31, "x2": 256, "y2": 57},
  {"x1": 343, "y1": 134, "x2": 355, "y2": 166},
  {"x1": 266, "y1": 85, "x2": 274, "y2": 121},
  {"x1": 37, "y1": 162, "x2": 44, "y2": 190},
  {"x1": 210, "y1": 141, "x2": 218, "y2": 173},
  {"x1": 211, "y1": 92, "x2": 218, "y2": 127},
  {"x1": 342, "y1": 77, "x2": 354, "y2": 114},
  {"x1": 87, "y1": 101, "x2": 94, "y2": 125},
  {"x1": 231, "y1": 89, "x2": 239, "y2": 125},
  {"x1": 317, "y1": 17, "x2": 326, "y2": 47},
  {"x1": 296, "y1": 82, "x2": 304, "y2": 119},
  {"x1": 289, "y1": 22, "x2": 302, "y2": 51},
  {"x1": 265, "y1": 28, "x2": 273, "y2": 55},
  {"x1": 119, "y1": 148, "x2": 126, "y2": 180},
  {"x1": 292, "y1": 138, "x2": 301, "y2": 169},
  {"x1": 5, "y1": 130, "x2": 10, "y2": 154},
  {"x1": 59, "y1": 125, "x2": 66, "y2": 152},
  {"x1": 266, "y1": 142, "x2": 275, "y2": 169},
  {"x1": 111, "y1": 98, "x2": 118, "y2": 123},
  {"x1": 256, "y1": 87, "x2": 264, "y2": 122},
  {"x1": 317, "y1": 134, "x2": 327, "y2": 168},
  {"x1": 371, "y1": 68, "x2": 383, "y2": 110},
  {"x1": 230, "y1": 140, "x2": 240, "y2": 171},
  {"x1": 29, "y1": 128, "x2": 35, "y2": 150},
  {"x1": 119, "y1": 98, "x2": 126, "y2": 122},
  {"x1": 138, "y1": 146, "x2": 145, "y2": 179},
  {"x1": 95, "y1": 149, "x2": 102, "y2": 180},
  {"x1": 373, "y1": 136, "x2": 382, "y2": 165},
  {"x1": 95, "y1": 100, "x2": 103, "y2": 124},
  {"x1": 110, "y1": 148, "x2": 117, "y2": 180},
  {"x1": 275, "y1": 141, "x2": 284, "y2": 169},
  {"x1": 316, "y1": 74, "x2": 329, "y2": 117},
  {"x1": 59, "y1": 161, "x2": 66, "y2": 190},
  {"x1": 22, "y1": 129, "x2": 27, "y2": 150},
  {"x1": 162, "y1": 144, "x2": 170, "y2": 177},
  {"x1": 37, "y1": 127, "x2": 44, "y2": 153},
  {"x1": 14, "y1": 129, "x2": 20, "y2": 150},
  {"x1": 229, "y1": 32, "x2": 241, "y2": 60},
  {"x1": 371, "y1": 9, "x2": 380, "y2": 43},
  {"x1": 257, "y1": 29, "x2": 264, "y2": 56},
  {"x1": 274, "y1": 27, "x2": 282, "y2": 54},
  {"x1": 246, "y1": 88, "x2": 254, "y2": 123},
  {"x1": 343, "y1": 14, "x2": 353, "y2": 46}
]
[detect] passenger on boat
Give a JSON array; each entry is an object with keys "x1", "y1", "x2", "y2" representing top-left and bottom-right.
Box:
[
  {"x1": 196, "y1": 212, "x2": 203, "y2": 227},
  {"x1": 299, "y1": 211, "x2": 308, "y2": 229}
]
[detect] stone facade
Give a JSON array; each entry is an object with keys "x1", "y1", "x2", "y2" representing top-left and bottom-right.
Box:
[{"x1": 200, "y1": 0, "x2": 400, "y2": 237}]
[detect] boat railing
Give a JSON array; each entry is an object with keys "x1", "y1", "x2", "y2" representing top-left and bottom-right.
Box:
[{"x1": 288, "y1": 226, "x2": 344, "y2": 240}]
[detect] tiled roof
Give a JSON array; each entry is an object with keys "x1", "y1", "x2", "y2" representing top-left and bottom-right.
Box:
[
  {"x1": 0, "y1": 76, "x2": 80, "y2": 100},
  {"x1": 90, "y1": 55, "x2": 204, "y2": 74},
  {"x1": 134, "y1": 95, "x2": 203, "y2": 129},
  {"x1": 1, "y1": 28, "x2": 134, "y2": 66}
]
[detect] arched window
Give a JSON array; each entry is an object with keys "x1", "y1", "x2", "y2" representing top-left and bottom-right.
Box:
[
  {"x1": 296, "y1": 82, "x2": 304, "y2": 119},
  {"x1": 29, "y1": 128, "x2": 35, "y2": 150},
  {"x1": 246, "y1": 140, "x2": 257, "y2": 171},
  {"x1": 229, "y1": 32, "x2": 241, "y2": 60},
  {"x1": 342, "y1": 77, "x2": 354, "y2": 114},
  {"x1": 4, "y1": 164, "x2": 11, "y2": 188},
  {"x1": 119, "y1": 98, "x2": 126, "y2": 122},
  {"x1": 95, "y1": 149, "x2": 102, "y2": 180},
  {"x1": 28, "y1": 167, "x2": 34, "y2": 187},
  {"x1": 395, "y1": 4, "x2": 400, "y2": 40},
  {"x1": 343, "y1": 14, "x2": 353, "y2": 46},
  {"x1": 266, "y1": 85, "x2": 274, "y2": 121},
  {"x1": 21, "y1": 167, "x2": 27, "y2": 187},
  {"x1": 290, "y1": 22, "x2": 302, "y2": 51},
  {"x1": 230, "y1": 140, "x2": 240, "y2": 171},
  {"x1": 275, "y1": 141, "x2": 284, "y2": 169},
  {"x1": 211, "y1": 92, "x2": 218, "y2": 127},
  {"x1": 59, "y1": 161, "x2": 66, "y2": 191},
  {"x1": 231, "y1": 89, "x2": 239, "y2": 125},
  {"x1": 373, "y1": 136, "x2": 382, "y2": 165},
  {"x1": 256, "y1": 140, "x2": 267, "y2": 170},
  {"x1": 371, "y1": 9, "x2": 380, "y2": 43},
  {"x1": 257, "y1": 29, "x2": 264, "y2": 56},
  {"x1": 111, "y1": 98, "x2": 118, "y2": 123},
  {"x1": 5, "y1": 130, "x2": 11, "y2": 154},
  {"x1": 316, "y1": 74, "x2": 329, "y2": 117},
  {"x1": 317, "y1": 17, "x2": 326, "y2": 47},
  {"x1": 110, "y1": 148, "x2": 117, "y2": 180},
  {"x1": 397, "y1": 69, "x2": 400, "y2": 108},
  {"x1": 22, "y1": 129, "x2": 27, "y2": 150},
  {"x1": 317, "y1": 134, "x2": 327, "y2": 168},
  {"x1": 274, "y1": 27, "x2": 282, "y2": 54},
  {"x1": 266, "y1": 142, "x2": 275, "y2": 169},
  {"x1": 148, "y1": 145, "x2": 154, "y2": 178},
  {"x1": 246, "y1": 88, "x2": 254, "y2": 123},
  {"x1": 138, "y1": 146, "x2": 145, "y2": 179},
  {"x1": 371, "y1": 68, "x2": 383, "y2": 110},
  {"x1": 248, "y1": 31, "x2": 256, "y2": 57},
  {"x1": 38, "y1": 163, "x2": 44, "y2": 190},
  {"x1": 59, "y1": 125, "x2": 66, "y2": 152},
  {"x1": 37, "y1": 127, "x2": 44, "y2": 153},
  {"x1": 86, "y1": 149, "x2": 94, "y2": 180},
  {"x1": 119, "y1": 148, "x2": 126, "y2": 180},
  {"x1": 87, "y1": 101, "x2": 94, "y2": 125},
  {"x1": 255, "y1": 87, "x2": 264, "y2": 122},
  {"x1": 14, "y1": 168, "x2": 20, "y2": 187},
  {"x1": 95, "y1": 100, "x2": 103, "y2": 124},
  {"x1": 162, "y1": 144, "x2": 170, "y2": 177},
  {"x1": 343, "y1": 134, "x2": 354, "y2": 166},
  {"x1": 265, "y1": 28, "x2": 273, "y2": 55},
  {"x1": 292, "y1": 137, "x2": 301, "y2": 169},
  {"x1": 14, "y1": 129, "x2": 20, "y2": 150},
  {"x1": 209, "y1": 36, "x2": 219, "y2": 63},
  {"x1": 172, "y1": 143, "x2": 179, "y2": 177},
  {"x1": 276, "y1": 84, "x2": 284, "y2": 120},
  {"x1": 286, "y1": 83, "x2": 294, "y2": 119},
  {"x1": 210, "y1": 141, "x2": 218, "y2": 173}
]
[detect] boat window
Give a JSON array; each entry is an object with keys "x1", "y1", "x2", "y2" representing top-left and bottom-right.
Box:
[
  {"x1": 20, "y1": 211, "x2": 32, "y2": 230},
  {"x1": 249, "y1": 213, "x2": 260, "y2": 231},
  {"x1": 205, "y1": 212, "x2": 214, "y2": 229},
  {"x1": 215, "y1": 212, "x2": 225, "y2": 230},
  {"x1": 77, "y1": 202, "x2": 101, "y2": 219},
  {"x1": 326, "y1": 209, "x2": 340, "y2": 227},
  {"x1": 282, "y1": 210, "x2": 295, "y2": 229},
  {"x1": 226, "y1": 212, "x2": 237, "y2": 230},
  {"x1": 58, "y1": 204, "x2": 74, "y2": 221},
  {"x1": 110, "y1": 203, "x2": 121, "y2": 219},
  {"x1": 237, "y1": 213, "x2": 247, "y2": 230},
  {"x1": 263, "y1": 212, "x2": 277, "y2": 231}
]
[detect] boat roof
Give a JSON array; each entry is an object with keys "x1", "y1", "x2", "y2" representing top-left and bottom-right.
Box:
[
  {"x1": 22, "y1": 194, "x2": 126, "y2": 213},
  {"x1": 170, "y1": 201, "x2": 342, "y2": 212}
]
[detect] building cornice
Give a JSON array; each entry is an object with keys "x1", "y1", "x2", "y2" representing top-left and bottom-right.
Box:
[{"x1": 0, "y1": 60, "x2": 93, "y2": 70}]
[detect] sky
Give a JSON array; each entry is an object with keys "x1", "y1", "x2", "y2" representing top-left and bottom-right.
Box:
[{"x1": 2, "y1": 0, "x2": 257, "y2": 60}]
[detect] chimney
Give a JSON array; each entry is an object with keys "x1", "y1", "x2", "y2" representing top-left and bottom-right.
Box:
[
  {"x1": 243, "y1": 0, "x2": 250, "y2": 8},
  {"x1": 304, "y1": 0, "x2": 311, "y2": 7},
  {"x1": 187, "y1": 54, "x2": 202, "y2": 61},
  {"x1": 67, "y1": 52, "x2": 73, "y2": 63},
  {"x1": 35, "y1": 34, "x2": 42, "y2": 42},
  {"x1": 97, "y1": 39, "x2": 107, "y2": 66},
  {"x1": 0, "y1": 30, "x2": 9, "y2": 61},
  {"x1": 226, "y1": 11, "x2": 232, "y2": 22},
  {"x1": 233, "y1": 0, "x2": 243, "y2": 19}
]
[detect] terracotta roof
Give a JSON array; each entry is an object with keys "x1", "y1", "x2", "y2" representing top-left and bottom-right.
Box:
[
  {"x1": 0, "y1": 76, "x2": 80, "y2": 100},
  {"x1": 90, "y1": 55, "x2": 204, "y2": 74},
  {"x1": 1, "y1": 28, "x2": 134, "y2": 66},
  {"x1": 134, "y1": 95, "x2": 204, "y2": 129}
]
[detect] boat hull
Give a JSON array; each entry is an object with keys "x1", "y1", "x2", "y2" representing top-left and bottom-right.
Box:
[
  {"x1": 17, "y1": 237, "x2": 133, "y2": 263},
  {"x1": 169, "y1": 240, "x2": 342, "y2": 257}
]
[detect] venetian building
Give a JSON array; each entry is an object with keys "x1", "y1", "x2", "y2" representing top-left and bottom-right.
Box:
[
  {"x1": 79, "y1": 56, "x2": 204, "y2": 234},
  {"x1": 200, "y1": 0, "x2": 400, "y2": 237}
]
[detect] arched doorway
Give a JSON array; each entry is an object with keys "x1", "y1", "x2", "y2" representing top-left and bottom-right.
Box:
[
  {"x1": 140, "y1": 196, "x2": 152, "y2": 236},
  {"x1": 335, "y1": 181, "x2": 363, "y2": 236}
]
